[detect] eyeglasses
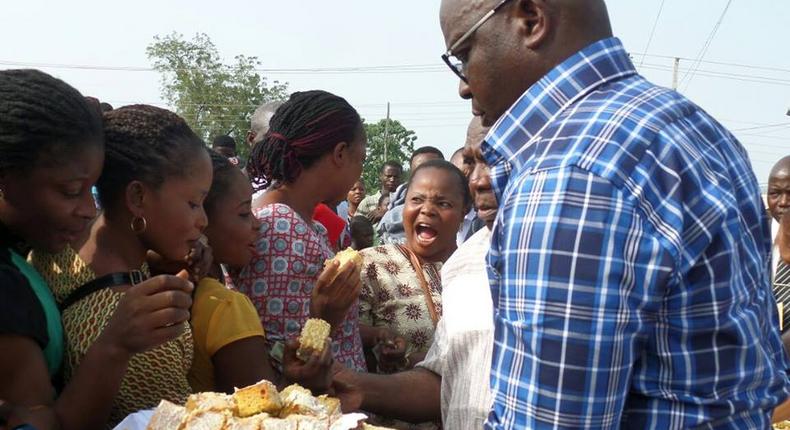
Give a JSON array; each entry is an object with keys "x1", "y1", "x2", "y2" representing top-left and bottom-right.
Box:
[{"x1": 441, "y1": 0, "x2": 513, "y2": 83}]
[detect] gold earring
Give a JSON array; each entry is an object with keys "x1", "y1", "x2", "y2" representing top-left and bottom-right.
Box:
[{"x1": 130, "y1": 216, "x2": 147, "y2": 234}]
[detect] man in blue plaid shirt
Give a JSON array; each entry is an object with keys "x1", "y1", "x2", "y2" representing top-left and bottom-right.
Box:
[{"x1": 440, "y1": 0, "x2": 790, "y2": 428}]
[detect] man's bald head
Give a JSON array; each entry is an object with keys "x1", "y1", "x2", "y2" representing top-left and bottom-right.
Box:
[
  {"x1": 768, "y1": 155, "x2": 790, "y2": 222},
  {"x1": 440, "y1": 0, "x2": 612, "y2": 126},
  {"x1": 465, "y1": 115, "x2": 489, "y2": 149},
  {"x1": 770, "y1": 155, "x2": 790, "y2": 179},
  {"x1": 246, "y1": 100, "x2": 283, "y2": 147}
]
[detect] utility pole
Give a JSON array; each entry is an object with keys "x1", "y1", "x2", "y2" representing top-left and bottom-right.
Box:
[
  {"x1": 672, "y1": 57, "x2": 680, "y2": 90},
  {"x1": 383, "y1": 102, "x2": 390, "y2": 161}
]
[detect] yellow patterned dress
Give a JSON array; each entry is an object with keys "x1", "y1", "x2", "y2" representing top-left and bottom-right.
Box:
[{"x1": 31, "y1": 247, "x2": 193, "y2": 427}]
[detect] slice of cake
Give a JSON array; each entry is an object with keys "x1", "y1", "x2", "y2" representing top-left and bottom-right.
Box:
[
  {"x1": 146, "y1": 400, "x2": 187, "y2": 430},
  {"x1": 233, "y1": 379, "x2": 283, "y2": 417},
  {"x1": 297, "y1": 318, "x2": 331, "y2": 361},
  {"x1": 316, "y1": 394, "x2": 341, "y2": 419},
  {"x1": 181, "y1": 410, "x2": 229, "y2": 430},
  {"x1": 278, "y1": 384, "x2": 328, "y2": 418},
  {"x1": 184, "y1": 391, "x2": 236, "y2": 414},
  {"x1": 225, "y1": 413, "x2": 269, "y2": 430},
  {"x1": 328, "y1": 247, "x2": 362, "y2": 269}
]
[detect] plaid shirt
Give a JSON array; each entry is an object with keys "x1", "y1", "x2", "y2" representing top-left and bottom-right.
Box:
[{"x1": 483, "y1": 37, "x2": 790, "y2": 429}]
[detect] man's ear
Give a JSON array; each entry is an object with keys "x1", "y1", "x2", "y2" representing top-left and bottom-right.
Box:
[
  {"x1": 125, "y1": 180, "x2": 148, "y2": 217},
  {"x1": 513, "y1": 0, "x2": 552, "y2": 49}
]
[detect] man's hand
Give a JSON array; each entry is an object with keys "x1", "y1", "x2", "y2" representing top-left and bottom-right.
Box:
[
  {"x1": 330, "y1": 366, "x2": 364, "y2": 413},
  {"x1": 282, "y1": 338, "x2": 333, "y2": 394},
  {"x1": 373, "y1": 328, "x2": 407, "y2": 373}
]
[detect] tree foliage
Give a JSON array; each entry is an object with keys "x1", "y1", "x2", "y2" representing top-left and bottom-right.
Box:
[
  {"x1": 146, "y1": 32, "x2": 288, "y2": 158},
  {"x1": 361, "y1": 119, "x2": 417, "y2": 192}
]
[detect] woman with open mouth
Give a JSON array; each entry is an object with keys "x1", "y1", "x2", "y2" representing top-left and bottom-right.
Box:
[{"x1": 358, "y1": 159, "x2": 471, "y2": 373}]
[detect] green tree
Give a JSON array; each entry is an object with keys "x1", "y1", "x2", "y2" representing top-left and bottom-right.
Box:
[
  {"x1": 146, "y1": 32, "x2": 288, "y2": 159},
  {"x1": 361, "y1": 119, "x2": 417, "y2": 192}
]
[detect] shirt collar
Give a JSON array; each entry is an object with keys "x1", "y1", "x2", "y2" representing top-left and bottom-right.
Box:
[{"x1": 481, "y1": 37, "x2": 637, "y2": 199}]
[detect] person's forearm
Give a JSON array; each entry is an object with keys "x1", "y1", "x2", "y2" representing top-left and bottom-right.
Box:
[
  {"x1": 54, "y1": 339, "x2": 131, "y2": 430},
  {"x1": 351, "y1": 368, "x2": 441, "y2": 423}
]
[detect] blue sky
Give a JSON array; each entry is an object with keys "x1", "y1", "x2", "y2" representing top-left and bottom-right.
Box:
[{"x1": 1, "y1": 0, "x2": 787, "y2": 185}]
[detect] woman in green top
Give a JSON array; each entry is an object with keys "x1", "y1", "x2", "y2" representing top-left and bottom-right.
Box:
[{"x1": 0, "y1": 69, "x2": 194, "y2": 430}]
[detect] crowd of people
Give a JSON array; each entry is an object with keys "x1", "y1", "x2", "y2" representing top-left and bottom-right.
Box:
[{"x1": 2, "y1": 0, "x2": 790, "y2": 429}]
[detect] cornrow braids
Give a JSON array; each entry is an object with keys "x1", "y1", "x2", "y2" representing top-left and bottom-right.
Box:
[
  {"x1": 247, "y1": 90, "x2": 363, "y2": 189},
  {"x1": 407, "y1": 159, "x2": 472, "y2": 209},
  {"x1": 0, "y1": 69, "x2": 103, "y2": 171},
  {"x1": 205, "y1": 149, "x2": 239, "y2": 215},
  {"x1": 97, "y1": 104, "x2": 207, "y2": 210}
]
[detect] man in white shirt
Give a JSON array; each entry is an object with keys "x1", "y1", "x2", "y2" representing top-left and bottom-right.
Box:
[
  {"x1": 332, "y1": 119, "x2": 493, "y2": 428},
  {"x1": 766, "y1": 156, "x2": 790, "y2": 363},
  {"x1": 769, "y1": 156, "x2": 790, "y2": 269}
]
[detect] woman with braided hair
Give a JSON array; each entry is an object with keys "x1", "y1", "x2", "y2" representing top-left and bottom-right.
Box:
[
  {"x1": 0, "y1": 70, "x2": 194, "y2": 430},
  {"x1": 30, "y1": 104, "x2": 211, "y2": 426},
  {"x1": 231, "y1": 90, "x2": 368, "y2": 372}
]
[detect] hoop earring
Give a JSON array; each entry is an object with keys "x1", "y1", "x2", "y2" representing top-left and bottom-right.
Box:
[{"x1": 130, "y1": 216, "x2": 147, "y2": 234}]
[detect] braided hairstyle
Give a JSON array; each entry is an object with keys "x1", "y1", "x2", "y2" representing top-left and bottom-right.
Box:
[
  {"x1": 0, "y1": 69, "x2": 103, "y2": 172},
  {"x1": 205, "y1": 149, "x2": 239, "y2": 215},
  {"x1": 97, "y1": 104, "x2": 207, "y2": 210},
  {"x1": 247, "y1": 90, "x2": 363, "y2": 188}
]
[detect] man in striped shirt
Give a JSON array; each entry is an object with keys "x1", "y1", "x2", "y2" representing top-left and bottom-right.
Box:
[{"x1": 439, "y1": 0, "x2": 790, "y2": 428}]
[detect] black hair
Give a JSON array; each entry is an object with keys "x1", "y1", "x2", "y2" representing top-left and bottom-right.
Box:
[
  {"x1": 381, "y1": 160, "x2": 403, "y2": 173},
  {"x1": 97, "y1": 104, "x2": 207, "y2": 210},
  {"x1": 212, "y1": 134, "x2": 236, "y2": 150},
  {"x1": 99, "y1": 102, "x2": 114, "y2": 113},
  {"x1": 410, "y1": 146, "x2": 445, "y2": 164},
  {"x1": 407, "y1": 159, "x2": 472, "y2": 209},
  {"x1": 350, "y1": 215, "x2": 374, "y2": 235},
  {"x1": 450, "y1": 147, "x2": 465, "y2": 160},
  {"x1": 0, "y1": 69, "x2": 103, "y2": 172},
  {"x1": 205, "y1": 149, "x2": 241, "y2": 215},
  {"x1": 247, "y1": 90, "x2": 363, "y2": 188}
]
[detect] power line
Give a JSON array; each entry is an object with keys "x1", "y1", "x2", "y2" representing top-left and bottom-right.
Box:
[
  {"x1": 680, "y1": 0, "x2": 733, "y2": 91},
  {"x1": 639, "y1": 0, "x2": 667, "y2": 67},
  {"x1": 5, "y1": 51, "x2": 790, "y2": 77},
  {"x1": 639, "y1": 63, "x2": 790, "y2": 87},
  {"x1": 634, "y1": 53, "x2": 790, "y2": 74},
  {"x1": 731, "y1": 122, "x2": 790, "y2": 132}
]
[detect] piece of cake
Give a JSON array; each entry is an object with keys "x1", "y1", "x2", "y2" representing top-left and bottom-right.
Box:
[
  {"x1": 297, "y1": 318, "x2": 331, "y2": 361},
  {"x1": 181, "y1": 410, "x2": 229, "y2": 430},
  {"x1": 146, "y1": 400, "x2": 187, "y2": 430},
  {"x1": 316, "y1": 395, "x2": 341, "y2": 419},
  {"x1": 225, "y1": 413, "x2": 269, "y2": 430},
  {"x1": 259, "y1": 414, "x2": 326, "y2": 430},
  {"x1": 233, "y1": 379, "x2": 283, "y2": 417},
  {"x1": 184, "y1": 391, "x2": 236, "y2": 414},
  {"x1": 278, "y1": 384, "x2": 328, "y2": 418},
  {"x1": 327, "y1": 247, "x2": 362, "y2": 270}
]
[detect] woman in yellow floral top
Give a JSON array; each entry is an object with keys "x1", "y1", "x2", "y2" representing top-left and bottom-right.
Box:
[
  {"x1": 359, "y1": 160, "x2": 471, "y2": 373},
  {"x1": 32, "y1": 105, "x2": 211, "y2": 427}
]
